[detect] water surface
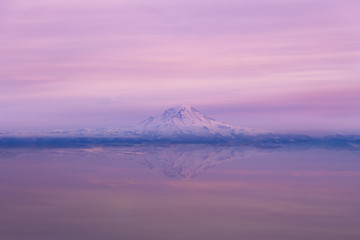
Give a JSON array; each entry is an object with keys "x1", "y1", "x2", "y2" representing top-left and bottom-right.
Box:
[{"x1": 1, "y1": 145, "x2": 359, "y2": 240}]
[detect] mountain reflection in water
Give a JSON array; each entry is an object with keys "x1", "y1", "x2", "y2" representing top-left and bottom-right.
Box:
[
  {"x1": 131, "y1": 145, "x2": 251, "y2": 180},
  {"x1": 0, "y1": 145, "x2": 359, "y2": 240}
]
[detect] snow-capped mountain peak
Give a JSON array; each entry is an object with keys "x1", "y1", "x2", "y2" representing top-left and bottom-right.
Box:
[
  {"x1": 159, "y1": 105, "x2": 214, "y2": 124},
  {"x1": 129, "y1": 105, "x2": 259, "y2": 137}
]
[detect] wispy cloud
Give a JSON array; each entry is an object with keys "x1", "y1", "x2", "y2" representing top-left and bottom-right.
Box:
[{"x1": 1, "y1": 0, "x2": 359, "y2": 131}]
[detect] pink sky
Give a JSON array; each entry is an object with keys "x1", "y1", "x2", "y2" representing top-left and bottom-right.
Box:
[{"x1": 1, "y1": 0, "x2": 359, "y2": 134}]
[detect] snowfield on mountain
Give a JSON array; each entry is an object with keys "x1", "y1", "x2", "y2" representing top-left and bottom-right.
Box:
[{"x1": 127, "y1": 105, "x2": 264, "y2": 137}]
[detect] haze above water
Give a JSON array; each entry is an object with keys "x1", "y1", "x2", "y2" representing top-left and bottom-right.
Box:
[{"x1": 1, "y1": 145, "x2": 359, "y2": 240}]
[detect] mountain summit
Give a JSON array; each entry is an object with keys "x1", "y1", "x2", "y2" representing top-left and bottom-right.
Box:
[{"x1": 129, "y1": 105, "x2": 258, "y2": 137}]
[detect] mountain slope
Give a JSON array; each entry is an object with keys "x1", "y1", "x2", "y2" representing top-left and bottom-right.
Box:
[{"x1": 127, "y1": 105, "x2": 262, "y2": 137}]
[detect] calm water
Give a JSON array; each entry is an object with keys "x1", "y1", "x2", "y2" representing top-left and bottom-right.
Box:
[{"x1": 0, "y1": 145, "x2": 359, "y2": 240}]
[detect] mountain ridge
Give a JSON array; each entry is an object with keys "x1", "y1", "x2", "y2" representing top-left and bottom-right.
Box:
[{"x1": 0, "y1": 105, "x2": 359, "y2": 150}]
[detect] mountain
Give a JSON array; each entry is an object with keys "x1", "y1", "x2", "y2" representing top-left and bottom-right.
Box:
[
  {"x1": 0, "y1": 105, "x2": 262, "y2": 138},
  {"x1": 1, "y1": 105, "x2": 359, "y2": 148},
  {"x1": 126, "y1": 105, "x2": 263, "y2": 138}
]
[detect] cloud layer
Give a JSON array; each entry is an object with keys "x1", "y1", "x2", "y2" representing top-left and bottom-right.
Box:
[{"x1": 1, "y1": 0, "x2": 359, "y2": 133}]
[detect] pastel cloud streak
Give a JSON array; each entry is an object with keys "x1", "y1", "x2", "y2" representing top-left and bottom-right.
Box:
[{"x1": 1, "y1": 0, "x2": 359, "y2": 133}]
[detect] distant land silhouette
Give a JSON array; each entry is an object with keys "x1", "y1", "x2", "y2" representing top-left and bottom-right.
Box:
[{"x1": 0, "y1": 106, "x2": 359, "y2": 149}]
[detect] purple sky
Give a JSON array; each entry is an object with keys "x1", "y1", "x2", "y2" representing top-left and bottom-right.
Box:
[{"x1": 1, "y1": 0, "x2": 359, "y2": 134}]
